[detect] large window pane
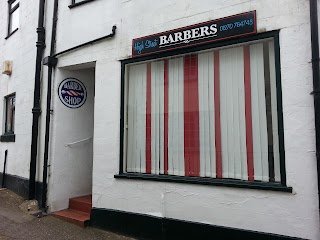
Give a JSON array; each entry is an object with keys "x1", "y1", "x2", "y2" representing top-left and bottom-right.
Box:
[{"x1": 124, "y1": 38, "x2": 281, "y2": 183}]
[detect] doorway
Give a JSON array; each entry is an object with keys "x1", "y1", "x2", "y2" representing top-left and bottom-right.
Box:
[{"x1": 48, "y1": 64, "x2": 95, "y2": 212}]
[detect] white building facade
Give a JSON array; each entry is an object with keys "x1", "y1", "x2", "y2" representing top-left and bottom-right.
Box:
[
  {"x1": 0, "y1": 0, "x2": 43, "y2": 197},
  {"x1": 1, "y1": 0, "x2": 320, "y2": 239}
]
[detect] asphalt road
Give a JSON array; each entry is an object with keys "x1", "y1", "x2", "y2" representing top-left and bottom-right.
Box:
[{"x1": 0, "y1": 188, "x2": 135, "y2": 240}]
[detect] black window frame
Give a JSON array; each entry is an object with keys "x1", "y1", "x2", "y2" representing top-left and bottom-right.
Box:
[
  {"x1": 69, "y1": 0, "x2": 96, "y2": 9},
  {"x1": 1, "y1": 93, "x2": 16, "y2": 142},
  {"x1": 6, "y1": 0, "x2": 19, "y2": 39},
  {"x1": 115, "y1": 30, "x2": 292, "y2": 193}
]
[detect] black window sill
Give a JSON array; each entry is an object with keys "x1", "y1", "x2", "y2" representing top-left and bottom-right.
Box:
[
  {"x1": 114, "y1": 173, "x2": 293, "y2": 193},
  {"x1": 0, "y1": 133, "x2": 15, "y2": 142},
  {"x1": 69, "y1": 0, "x2": 95, "y2": 9},
  {"x1": 5, "y1": 28, "x2": 18, "y2": 40}
]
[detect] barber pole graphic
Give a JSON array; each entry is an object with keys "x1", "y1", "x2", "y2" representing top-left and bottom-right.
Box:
[
  {"x1": 127, "y1": 42, "x2": 279, "y2": 181},
  {"x1": 61, "y1": 90, "x2": 85, "y2": 97},
  {"x1": 58, "y1": 78, "x2": 87, "y2": 109}
]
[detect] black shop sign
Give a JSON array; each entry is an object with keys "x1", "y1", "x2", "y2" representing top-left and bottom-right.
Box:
[{"x1": 132, "y1": 11, "x2": 256, "y2": 57}]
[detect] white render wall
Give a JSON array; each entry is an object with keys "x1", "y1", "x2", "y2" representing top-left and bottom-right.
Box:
[
  {"x1": 47, "y1": 0, "x2": 319, "y2": 239},
  {"x1": 0, "y1": 0, "x2": 40, "y2": 180}
]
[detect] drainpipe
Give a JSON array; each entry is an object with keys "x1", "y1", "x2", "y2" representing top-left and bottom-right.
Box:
[
  {"x1": 41, "y1": 0, "x2": 59, "y2": 211},
  {"x1": 1, "y1": 150, "x2": 8, "y2": 188},
  {"x1": 53, "y1": 25, "x2": 116, "y2": 58},
  {"x1": 29, "y1": 0, "x2": 46, "y2": 200},
  {"x1": 309, "y1": 0, "x2": 320, "y2": 211}
]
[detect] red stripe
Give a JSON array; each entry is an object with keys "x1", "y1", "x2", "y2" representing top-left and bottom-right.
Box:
[
  {"x1": 184, "y1": 55, "x2": 200, "y2": 177},
  {"x1": 71, "y1": 90, "x2": 79, "y2": 96},
  {"x1": 67, "y1": 91, "x2": 74, "y2": 96},
  {"x1": 146, "y1": 63, "x2": 152, "y2": 173},
  {"x1": 244, "y1": 46, "x2": 254, "y2": 181},
  {"x1": 214, "y1": 52, "x2": 223, "y2": 178},
  {"x1": 164, "y1": 60, "x2": 169, "y2": 174}
]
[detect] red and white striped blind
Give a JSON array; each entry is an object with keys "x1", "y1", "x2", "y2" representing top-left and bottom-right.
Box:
[{"x1": 126, "y1": 39, "x2": 280, "y2": 182}]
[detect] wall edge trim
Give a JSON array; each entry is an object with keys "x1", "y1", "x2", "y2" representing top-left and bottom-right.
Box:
[
  {"x1": 90, "y1": 207, "x2": 305, "y2": 240},
  {"x1": 0, "y1": 172, "x2": 42, "y2": 201}
]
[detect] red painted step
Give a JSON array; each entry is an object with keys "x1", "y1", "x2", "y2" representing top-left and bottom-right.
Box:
[
  {"x1": 69, "y1": 195, "x2": 92, "y2": 214},
  {"x1": 52, "y1": 209, "x2": 90, "y2": 227},
  {"x1": 51, "y1": 195, "x2": 92, "y2": 228}
]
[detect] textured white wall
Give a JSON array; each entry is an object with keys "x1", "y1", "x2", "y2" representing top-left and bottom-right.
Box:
[
  {"x1": 0, "y1": 0, "x2": 39, "y2": 180},
  {"x1": 44, "y1": 0, "x2": 319, "y2": 239}
]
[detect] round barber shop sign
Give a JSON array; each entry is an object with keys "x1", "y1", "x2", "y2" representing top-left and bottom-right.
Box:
[{"x1": 58, "y1": 78, "x2": 87, "y2": 108}]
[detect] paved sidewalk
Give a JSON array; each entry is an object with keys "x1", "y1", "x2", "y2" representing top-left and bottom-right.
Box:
[{"x1": 0, "y1": 189, "x2": 135, "y2": 240}]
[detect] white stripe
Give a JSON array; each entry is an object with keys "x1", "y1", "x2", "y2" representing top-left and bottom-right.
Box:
[
  {"x1": 209, "y1": 52, "x2": 216, "y2": 178},
  {"x1": 173, "y1": 58, "x2": 180, "y2": 176},
  {"x1": 151, "y1": 63, "x2": 157, "y2": 174},
  {"x1": 168, "y1": 60, "x2": 174, "y2": 175},
  {"x1": 220, "y1": 47, "x2": 247, "y2": 180},
  {"x1": 133, "y1": 67, "x2": 139, "y2": 172},
  {"x1": 123, "y1": 66, "x2": 129, "y2": 173},
  {"x1": 234, "y1": 47, "x2": 247, "y2": 180},
  {"x1": 198, "y1": 52, "x2": 216, "y2": 177},
  {"x1": 232, "y1": 49, "x2": 241, "y2": 179},
  {"x1": 132, "y1": 65, "x2": 139, "y2": 172},
  {"x1": 137, "y1": 64, "x2": 147, "y2": 172},
  {"x1": 151, "y1": 61, "x2": 164, "y2": 174},
  {"x1": 159, "y1": 62, "x2": 165, "y2": 175},
  {"x1": 250, "y1": 43, "x2": 269, "y2": 181},
  {"x1": 238, "y1": 48, "x2": 248, "y2": 181},
  {"x1": 127, "y1": 65, "x2": 135, "y2": 172},
  {"x1": 168, "y1": 58, "x2": 185, "y2": 176},
  {"x1": 220, "y1": 49, "x2": 230, "y2": 178},
  {"x1": 251, "y1": 44, "x2": 262, "y2": 180},
  {"x1": 127, "y1": 64, "x2": 147, "y2": 173},
  {"x1": 269, "y1": 40, "x2": 281, "y2": 182},
  {"x1": 227, "y1": 48, "x2": 235, "y2": 179}
]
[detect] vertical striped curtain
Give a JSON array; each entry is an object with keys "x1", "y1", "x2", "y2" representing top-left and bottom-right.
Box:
[{"x1": 126, "y1": 39, "x2": 280, "y2": 182}]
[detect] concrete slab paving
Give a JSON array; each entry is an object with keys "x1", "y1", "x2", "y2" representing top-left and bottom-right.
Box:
[{"x1": 0, "y1": 189, "x2": 136, "y2": 240}]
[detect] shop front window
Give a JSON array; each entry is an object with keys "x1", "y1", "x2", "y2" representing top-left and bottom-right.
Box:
[{"x1": 122, "y1": 37, "x2": 284, "y2": 184}]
